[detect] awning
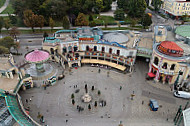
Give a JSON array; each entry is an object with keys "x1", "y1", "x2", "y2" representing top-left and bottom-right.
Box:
[{"x1": 148, "y1": 72, "x2": 156, "y2": 78}]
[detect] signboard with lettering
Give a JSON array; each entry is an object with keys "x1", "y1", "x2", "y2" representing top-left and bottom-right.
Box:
[{"x1": 79, "y1": 38, "x2": 94, "y2": 41}]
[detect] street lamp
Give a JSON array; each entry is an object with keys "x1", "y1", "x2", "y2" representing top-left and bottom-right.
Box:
[{"x1": 174, "y1": 70, "x2": 182, "y2": 91}]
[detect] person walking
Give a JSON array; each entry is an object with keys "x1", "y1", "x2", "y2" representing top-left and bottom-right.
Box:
[
  {"x1": 120, "y1": 86, "x2": 122, "y2": 90},
  {"x1": 98, "y1": 68, "x2": 101, "y2": 73},
  {"x1": 107, "y1": 71, "x2": 109, "y2": 77}
]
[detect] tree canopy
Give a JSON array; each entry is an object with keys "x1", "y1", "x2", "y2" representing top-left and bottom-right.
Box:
[
  {"x1": 141, "y1": 14, "x2": 152, "y2": 28},
  {"x1": 12, "y1": 0, "x2": 112, "y2": 20},
  {"x1": 0, "y1": 17, "x2": 4, "y2": 33},
  {"x1": 117, "y1": 0, "x2": 147, "y2": 18},
  {"x1": 23, "y1": 10, "x2": 45, "y2": 32},
  {"x1": 75, "y1": 13, "x2": 89, "y2": 26},
  {"x1": 151, "y1": 0, "x2": 163, "y2": 12},
  {"x1": 0, "y1": 36, "x2": 15, "y2": 50},
  {"x1": 114, "y1": 8, "x2": 125, "y2": 20}
]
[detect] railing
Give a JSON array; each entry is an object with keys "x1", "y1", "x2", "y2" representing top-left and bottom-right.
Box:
[
  {"x1": 5, "y1": 95, "x2": 40, "y2": 126},
  {"x1": 13, "y1": 79, "x2": 23, "y2": 94}
]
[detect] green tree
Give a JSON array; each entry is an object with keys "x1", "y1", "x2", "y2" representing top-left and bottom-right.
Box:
[
  {"x1": 0, "y1": 37, "x2": 15, "y2": 50},
  {"x1": 63, "y1": 16, "x2": 70, "y2": 29},
  {"x1": 9, "y1": 27, "x2": 20, "y2": 41},
  {"x1": 50, "y1": 0, "x2": 68, "y2": 19},
  {"x1": 95, "y1": 0, "x2": 104, "y2": 11},
  {"x1": 12, "y1": 0, "x2": 26, "y2": 18},
  {"x1": 4, "y1": 19, "x2": 11, "y2": 31},
  {"x1": 27, "y1": 0, "x2": 40, "y2": 14},
  {"x1": 0, "y1": 46, "x2": 9, "y2": 54},
  {"x1": 75, "y1": 13, "x2": 89, "y2": 26},
  {"x1": 151, "y1": 0, "x2": 163, "y2": 12},
  {"x1": 89, "y1": 14, "x2": 93, "y2": 22},
  {"x1": 49, "y1": 17, "x2": 54, "y2": 32},
  {"x1": 117, "y1": 0, "x2": 147, "y2": 18},
  {"x1": 141, "y1": 14, "x2": 152, "y2": 28},
  {"x1": 182, "y1": 14, "x2": 189, "y2": 22},
  {"x1": 130, "y1": 19, "x2": 137, "y2": 27},
  {"x1": 114, "y1": 8, "x2": 125, "y2": 20},
  {"x1": 8, "y1": 14, "x2": 17, "y2": 25},
  {"x1": 0, "y1": 17, "x2": 4, "y2": 33},
  {"x1": 89, "y1": 21, "x2": 96, "y2": 27}
]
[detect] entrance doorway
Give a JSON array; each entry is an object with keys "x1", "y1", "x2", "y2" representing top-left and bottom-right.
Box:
[{"x1": 117, "y1": 50, "x2": 120, "y2": 56}]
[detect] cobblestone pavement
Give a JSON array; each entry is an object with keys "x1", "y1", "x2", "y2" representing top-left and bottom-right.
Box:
[{"x1": 17, "y1": 58, "x2": 189, "y2": 126}]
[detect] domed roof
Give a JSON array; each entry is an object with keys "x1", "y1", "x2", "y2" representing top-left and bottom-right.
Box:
[
  {"x1": 175, "y1": 25, "x2": 190, "y2": 38},
  {"x1": 159, "y1": 41, "x2": 183, "y2": 51},
  {"x1": 103, "y1": 32, "x2": 129, "y2": 43},
  {"x1": 25, "y1": 49, "x2": 50, "y2": 63}
]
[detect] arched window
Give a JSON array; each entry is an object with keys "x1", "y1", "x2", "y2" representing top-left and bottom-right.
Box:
[
  {"x1": 86, "y1": 46, "x2": 89, "y2": 51},
  {"x1": 63, "y1": 47, "x2": 67, "y2": 53},
  {"x1": 50, "y1": 48, "x2": 54, "y2": 55},
  {"x1": 153, "y1": 57, "x2": 159, "y2": 66},
  {"x1": 74, "y1": 46, "x2": 78, "y2": 52},
  {"x1": 162, "y1": 62, "x2": 167, "y2": 69},
  {"x1": 170, "y1": 64, "x2": 175, "y2": 70},
  {"x1": 102, "y1": 47, "x2": 105, "y2": 52},
  {"x1": 94, "y1": 46, "x2": 97, "y2": 51},
  {"x1": 109, "y1": 48, "x2": 112, "y2": 54},
  {"x1": 68, "y1": 46, "x2": 72, "y2": 53}
]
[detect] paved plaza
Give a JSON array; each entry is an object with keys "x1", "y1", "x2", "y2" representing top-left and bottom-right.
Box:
[{"x1": 18, "y1": 58, "x2": 188, "y2": 126}]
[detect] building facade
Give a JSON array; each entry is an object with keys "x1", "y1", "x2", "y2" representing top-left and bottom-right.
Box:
[
  {"x1": 162, "y1": 0, "x2": 190, "y2": 18},
  {"x1": 43, "y1": 28, "x2": 137, "y2": 73},
  {"x1": 148, "y1": 41, "x2": 190, "y2": 84}
]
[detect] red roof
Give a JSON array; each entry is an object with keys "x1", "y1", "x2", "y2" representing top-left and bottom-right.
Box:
[{"x1": 160, "y1": 41, "x2": 183, "y2": 52}]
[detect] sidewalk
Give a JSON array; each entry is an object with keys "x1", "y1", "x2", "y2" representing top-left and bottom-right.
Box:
[{"x1": 146, "y1": 80, "x2": 173, "y2": 92}]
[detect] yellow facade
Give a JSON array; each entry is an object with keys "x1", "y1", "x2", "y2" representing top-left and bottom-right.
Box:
[
  {"x1": 151, "y1": 50, "x2": 190, "y2": 84},
  {"x1": 163, "y1": 0, "x2": 190, "y2": 16}
]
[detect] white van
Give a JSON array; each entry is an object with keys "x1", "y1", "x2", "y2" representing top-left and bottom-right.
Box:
[{"x1": 174, "y1": 91, "x2": 190, "y2": 99}]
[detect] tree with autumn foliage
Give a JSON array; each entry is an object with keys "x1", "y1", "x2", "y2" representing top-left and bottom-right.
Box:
[
  {"x1": 75, "y1": 13, "x2": 89, "y2": 26},
  {"x1": 23, "y1": 10, "x2": 44, "y2": 32},
  {"x1": 37, "y1": 15, "x2": 45, "y2": 30},
  {"x1": 23, "y1": 10, "x2": 37, "y2": 32}
]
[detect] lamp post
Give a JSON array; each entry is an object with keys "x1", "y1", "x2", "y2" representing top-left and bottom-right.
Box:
[{"x1": 174, "y1": 70, "x2": 181, "y2": 91}]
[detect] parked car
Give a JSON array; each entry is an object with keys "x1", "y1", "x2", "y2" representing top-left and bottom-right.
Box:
[
  {"x1": 173, "y1": 91, "x2": 190, "y2": 99},
  {"x1": 149, "y1": 99, "x2": 159, "y2": 111}
]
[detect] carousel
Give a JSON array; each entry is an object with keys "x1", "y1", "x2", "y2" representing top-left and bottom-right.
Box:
[{"x1": 24, "y1": 49, "x2": 55, "y2": 80}]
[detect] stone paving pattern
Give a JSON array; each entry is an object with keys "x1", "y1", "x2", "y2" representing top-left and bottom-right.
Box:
[{"x1": 18, "y1": 59, "x2": 189, "y2": 126}]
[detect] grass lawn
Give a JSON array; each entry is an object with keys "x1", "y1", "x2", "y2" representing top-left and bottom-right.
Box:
[
  {"x1": 1, "y1": 0, "x2": 14, "y2": 14},
  {"x1": 0, "y1": 0, "x2": 6, "y2": 9},
  {"x1": 102, "y1": 26, "x2": 142, "y2": 31}
]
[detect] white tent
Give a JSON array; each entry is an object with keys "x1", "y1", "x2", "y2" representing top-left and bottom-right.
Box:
[{"x1": 183, "y1": 107, "x2": 190, "y2": 126}]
